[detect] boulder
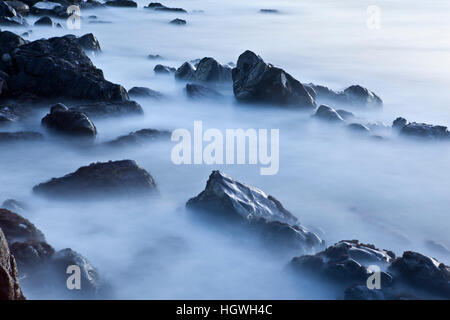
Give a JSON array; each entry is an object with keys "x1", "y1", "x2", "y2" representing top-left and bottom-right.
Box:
[
  {"x1": 313, "y1": 105, "x2": 344, "y2": 122},
  {"x1": 392, "y1": 117, "x2": 407, "y2": 131},
  {"x1": 0, "y1": 208, "x2": 45, "y2": 243},
  {"x1": 147, "y1": 54, "x2": 162, "y2": 60},
  {"x1": 1, "y1": 31, "x2": 128, "y2": 102},
  {"x1": 128, "y1": 86, "x2": 163, "y2": 99},
  {"x1": 347, "y1": 123, "x2": 370, "y2": 133},
  {"x1": 72, "y1": 33, "x2": 101, "y2": 52},
  {"x1": 0, "y1": 30, "x2": 27, "y2": 56},
  {"x1": 190, "y1": 57, "x2": 232, "y2": 83},
  {"x1": 186, "y1": 171, "x2": 324, "y2": 253},
  {"x1": 33, "y1": 160, "x2": 157, "y2": 199},
  {"x1": 259, "y1": 9, "x2": 279, "y2": 14},
  {"x1": 70, "y1": 100, "x2": 143, "y2": 118},
  {"x1": 393, "y1": 117, "x2": 450, "y2": 140},
  {"x1": 0, "y1": 131, "x2": 43, "y2": 143},
  {"x1": 175, "y1": 62, "x2": 195, "y2": 80},
  {"x1": 1, "y1": 199, "x2": 28, "y2": 214},
  {"x1": 30, "y1": 1, "x2": 68, "y2": 18},
  {"x1": 169, "y1": 18, "x2": 186, "y2": 25},
  {"x1": 104, "y1": 0, "x2": 137, "y2": 7},
  {"x1": 154, "y1": 64, "x2": 176, "y2": 74},
  {"x1": 336, "y1": 109, "x2": 354, "y2": 120},
  {"x1": 344, "y1": 85, "x2": 383, "y2": 110},
  {"x1": 144, "y1": 2, "x2": 186, "y2": 12},
  {"x1": 0, "y1": 228, "x2": 25, "y2": 300},
  {"x1": 107, "y1": 128, "x2": 170, "y2": 146},
  {"x1": 185, "y1": 83, "x2": 222, "y2": 98},
  {"x1": 232, "y1": 50, "x2": 315, "y2": 109},
  {"x1": 34, "y1": 15, "x2": 53, "y2": 26},
  {"x1": 5, "y1": 1, "x2": 28, "y2": 15},
  {"x1": 0, "y1": 1, "x2": 27, "y2": 26},
  {"x1": 41, "y1": 103, "x2": 97, "y2": 138}
]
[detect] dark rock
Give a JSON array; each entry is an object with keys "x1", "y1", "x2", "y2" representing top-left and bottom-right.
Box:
[
  {"x1": 128, "y1": 86, "x2": 163, "y2": 99},
  {"x1": 0, "y1": 208, "x2": 45, "y2": 243},
  {"x1": 343, "y1": 85, "x2": 383, "y2": 110},
  {"x1": 71, "y1": 100, "x2": 143, "y2": 118},
  {"x1": 30, "y1": 1, "x2": 68, "y2": 18},
  {"x1": 147, "y1": 54, "x2": 162, "y2": 60},
  {"x1": 41, "y1": 103, "x2": 97, "y2": 138},
  {"x1": 344, "y1": 285, "x2": 386, "y2": 300},
  {"x1": 33, "y1": 160, "x2": 157, "y2": 199},
  {"x1": 154, "y1": 64, "x2": 176, "y2": 74},
  {"x1": 107, "y1": 128, "x2": 170, "y2": 147},
  {"x1": 2, "y1": 32, "x2": 128, "y2": 101},
  {"x1": 5, "y1": 1, "x2": 29, "y2": 15},
  {"x1": 232, "y1": 50, "x2": 315, "y2": 109},
  {"x1": 186, "y1": 171, "x2": 324, "y2": 253},
  {"x1": 0, "y1": 1, "x2": 27, "y2": 26},
  {"x1": 0, "y1": 131, "x2": 43, "y2": 143},
  {"x1": 1, "y1": 199, "x2": 28, "y2": 214},
  {"x1": 104, "y1": 0, "x2": 137, "y2": 7},
  {"x1": 0, "y1": 228, "x2": 25, "y2": 300},
  {"x1": 188, "y1": 57, "x2": 232, "y2": 83},
  {"x1": 175, "y1": 62, "x2": 195, "y2": 80},
  {"x1": 34, "y1": 15, "x2": 53, "y2": 26},
  {"x1": 347, "y1": 123, "x2": 370, "y2": 133},
  {"x1": 0, "y1": 106, "x2": 18, "y2": 125},
  {"x1": 185, "y1": 83, "x2": 222, "y2": 98},
  {"x1": 10, "y1": 240, "x2": 54, "y2": 273},
  {"x1": 336, "y1": 109, "x2": 354, "y2": 120},
  {"x1": 145, "y1": 2, "x2": 186, "y2": 13},
  {"x1": 169, "y1": 18, "x2": 186, "y2": 25},
  {"x1": 389, "y1": 251, "x2": 450, "y2": 298},
  {"x1": 74, "y1": 33, "x2": 101, "y2": 52},
  {"x1": 313, "y1": 105, "x2": 344, "y2": 122},
  {"x1": 395, "y1": 118, "x2": 450, "y2": 140},
  {"x1": 259, "y1": 9, "x2": 279, "y2": 14},
  {"x1": 0, "y1": 30, "x2": 27, "y2": 56},
  {"x1": 392, "y1": 117, "x2": 407, "y2": 131},
  {"x1": 0, "y1": 0, "x2": 17, "y2": 17}
]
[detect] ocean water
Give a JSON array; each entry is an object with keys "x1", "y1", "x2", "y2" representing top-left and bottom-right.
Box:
[{"x1": 1, "y1": 0, "x2": 450, "y2": 299}]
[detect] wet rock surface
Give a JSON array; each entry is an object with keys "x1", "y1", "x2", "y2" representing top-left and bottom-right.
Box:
[
  {"x1": 186, "y1": 171, "x2": 324, "y2": 253},
  {"x1": 232, "y1": 50, "x2": 315, "y2": 109},
  {"x1": 33, "y1": 160, "x2": 157, "y2": 199}
]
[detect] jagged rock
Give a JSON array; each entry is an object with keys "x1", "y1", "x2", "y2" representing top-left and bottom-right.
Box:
[
  {"x1": 5, "y1": 1, "x2": 29, "y2": 15},
  {"x1": 128, "y1": 86, "x2": 163, "y2": 99},
  {"x1": 175, "y1": 62, "x2": 195, "y2": 80},
  {"x1": 185, "y1": 57, "x2": 232, "y2": 83},
  {"x1": 68, "y1": 33, "x2": 101, "y2": 52},
  {"x1": 154, "y1": 64, "x2": 176, "y2": 74},
  {"x1": 344, "y1": 85, "x2": 383, "y2": 110},
  {"x1": 389, "y1": 251, "x2": 450, "y2": 298},
  {"x1": 313, "y1": 105, "x2": 343, "y2": 122},
  {"x1": 0, "y1": 228, "x2": 25, "y2": 300},
  {"x1": 1, "y1": 31, "x2": 128, "y2": 102},
  {"x1": 392, "y1": 117, "x2": 450, "y2": 140},
  {"x1": 185, "y1": 83, "x2": 222, "y2": 98},
  {"x1": 144, "y1": 2, "x2": 186, "y2": 12},
  {"x1": 0, "y1": 0, "x2": 27, "y2": 26},
  {"x1": 41, "y1": 103, "x2": 97, "y2": 138},
  {"x1": 107, "y1": 128, "x2": 170, "y2": 146},
  {"x1": 169, "y1": 18, "x2": 186, "y2": 25},
  {"x1": 0, "y1": 131, "x2": 43, "y2": 143},
  {"x1": 0, "y1": 208, "x2": 45, "y2": 244},
  {"x1": 232, "y1": 50, "x2": 315, "y2": 109},
  {"x1": 104, "y1": 0, "x2": 137, "y2": 7},
  {"x1": 10, "y1": 240, "x2": 54, "y2": 273},
  {"x1": 186, "y1": 171, "x2": 324, "y2": 253},
  {"x1": 33, "y1": 160, "x2": 157, "y2": 199},
  {"x1": 70, "y1": 100, "x2": 143, "y2": 118},
  {"x1": 30, "y1": 1, "x2": 68, "y2": 18},
  {"x1": 34, "y1": 15, "x2": 53, "y2": 26}
]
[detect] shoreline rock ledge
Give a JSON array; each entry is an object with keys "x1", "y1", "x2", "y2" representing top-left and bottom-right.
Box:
[{"x1": 186, "y1": 171, "x2": 324, "y2": 253}]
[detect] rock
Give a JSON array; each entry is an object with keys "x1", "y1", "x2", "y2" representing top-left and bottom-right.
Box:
[
  {"x1": 107, "y1": 128, "x2": 170, "y2": 147},
  {"x1": 0, "y1": 208, "x2": 45, "y2": 243},
  {"x1": 70, "y1": 100, "x2": 143, "y2": 118},
  {"x1": 185, "y1": 83, "x2": 222, "y2": 98},
  {"x1": 104, "y1": 0, "x2": 137, "y2": 7},
  {"x1": 147, "y1": 54, "x2": 162, "y2": 60},
  {"x1": 347, "y1": 123, "x2": 370, "y2": 134},
  {"x1": 175, "y1": 62, "x2": 195, "y2": 80},
  {"x1": 1, "y1": 199, "x2": 28, "y2": 214},
  {"x1": 0, "y1": 30, "x2": 27, "y2": 56},
  {"x1": 10, "y1": 240, "x2": 54, "y2": 274},
  {"x1": 188, "y1": 57, "x2": 232, "y2": 83},
  {"x1": 34, "y1": 15, "x2": 53, "y2": 26},
  {"x1": 33, "y1": 160, "x2": 157, "y2": 199},
  {"x1": 145, "y1": 2, "x2": 186, "y2": 13},
  {"x1": 0, "y1": 131, "x2": 43, "y2": 143},
  {"x1": 73, "y1": 33, "x2": 101, "y2": 52},
  {"x1": 0, "y1": 228, "x2": 25, "y2": 300},
  {"x1": 0, "y1": 0, "x2": 17, "y2": 17},
  {"x1": 344, "y1": 285, "x2": 387, "y2": 300},
  {"x1": 186, "y1": 171, "x2": 324, "y2": 253},
  {"x1": 30, "y1": 1, "x2": 68, "y2": 18},
  {"x1": 5, "y1": 1, "x2": 29, "y2": 15},
  {"x1": 313, "y1": 105, "x2": 344, "y2": 122},
  {"x1": 290, "y1": 240, "x2": 394, "y2": 287},
  {"x1": 128, "y1": 87, "x2": 163, "y2": 99},
  {"x1": 343, "y1": 85, "x2": 383, "y2": 110},
  {"x1": 393, "y1": 118, "x2": 450, "y2": 140},
  {"x1": 259, "y1": 9, "x2": 279, "y2": 14},
  {"x1": 169, "y1": 18, "x2": 186, "y2": 25},
  {"x1": 232, "y1": 50, "x2": 315, "y2": 109},
  {"x1": 41, "y1": 103, "x2": 97, "y2": 138},
  {"x1": 336, "y1": 109, "x2": 354, "y2": 120},
  {"x1": 0, "y1": 1, "x2": 27, "y2": 26},
  {"x1": 1, "y1": 32, "x2": 128, "y2": 102},
  {"x1": 389, "y1": 251, "x2": 450, "y2": 298},
  {"x1": 0, "y1": 106, "x2": 18, "y2": 125},
  {"x1": 154, "y1": 64, "x2": 176, "y2": 74}
]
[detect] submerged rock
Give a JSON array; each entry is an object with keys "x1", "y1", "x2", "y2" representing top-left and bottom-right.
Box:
[
  {"x1": 41, "y1": 103, "x2": 97, "y2": 138},
  {"x1": 185, "y1": 83, "x2": 222, "y2": 98},
  {"x1": 184, "y1": 57, "x2": 232, "y2": 83},
  {"x1": 313, "y1": 105, "x2": 344, "y2": 122},
  {"x1": 104, "y1": 0, "x2": 137, "y2": 7},
  {"x1": 128, "y1": 87, "x2": 163, "y2": 99},
  {"x1": 154, "y1": 64, "x2": 176, "y2": 74},
  {"x1": 175, "y1": 62, "x2": 196, "y2": 80},
  {"x1": 0, "y1": 228, "x2": 25, "y2": 300},
  {"x1": 186, "y1": 171, "x2": 324, "y2": 253},
  {"x1": 33, "y1": 160, "x2": 157, "y2": 199},
  {"x1": 70, "y1": 100, "x2": 143, "y2": 118},
  {"x1": 107, "y1": 128, "x2": 170, "y2": 146},
  {"x1": 1, "y1": 199, "x2": 28, "y2": 214},
  {"x1": 259, "y1": 9, "x2": 279, "y2": 14},
  {"x1": 34, "y1": 15, "x2": 53, "y2": 26},
  {"x1": 392, "y1": 117, "x2": 450, "y2": 140},
  {"x1": 232, "y1": 50, "x2": 315, "y2": 109},
  {"x1": 145, "y1": 2, "x2": 186, "y2": 12},
  {"x1": 169, "y1": 18, "x2": 186, "y2": 25},
  {"x1": 0, "y1": 131, "x2": 43, "y2": 143}
]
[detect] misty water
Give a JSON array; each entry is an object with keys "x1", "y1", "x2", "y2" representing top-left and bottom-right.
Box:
[{"x1": 1, "y1": 0, "x2": 450, "y2": 299}]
